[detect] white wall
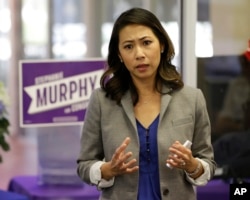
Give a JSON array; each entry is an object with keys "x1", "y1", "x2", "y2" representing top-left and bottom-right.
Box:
[{"x1": 211, "y1": 0, "x2": 250, "y2": 55}]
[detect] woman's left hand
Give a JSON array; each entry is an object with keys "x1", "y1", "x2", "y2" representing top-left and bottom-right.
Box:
[{"x1": 166, "y1": 141, "x2": 197, "y2": 172}]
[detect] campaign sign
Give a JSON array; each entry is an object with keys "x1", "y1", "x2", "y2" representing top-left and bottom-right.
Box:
[{"x1": 19, "y1": 59, "x2": 106, "y2": 127}]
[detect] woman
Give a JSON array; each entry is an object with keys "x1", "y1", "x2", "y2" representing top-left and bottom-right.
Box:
[{"x1": 77, "y1": 7, "x2": 216, "y2": 200}]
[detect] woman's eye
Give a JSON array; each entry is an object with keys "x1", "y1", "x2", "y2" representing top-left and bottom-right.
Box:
[
  {"x1": 124, "y1": 44, "x2": 132, "y2": 49},
  {"x1": 143, "y1": 40, "x2": 152, "y2": 45}
]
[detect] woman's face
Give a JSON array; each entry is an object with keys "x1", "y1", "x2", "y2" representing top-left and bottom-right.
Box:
[{"x1": 118, "y1": 24, "x2": 163, "y2": 83}]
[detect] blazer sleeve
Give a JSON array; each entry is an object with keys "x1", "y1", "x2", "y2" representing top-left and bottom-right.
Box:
[
  {"x1": 192, "y1": 89, "x2": 216, "y2": 179},
  {"x1": 77, "y1": 89, "x2": 104, "y2": 184}
]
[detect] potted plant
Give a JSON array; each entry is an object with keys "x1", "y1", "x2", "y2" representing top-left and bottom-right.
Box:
[{"x1": 0, "y1": 81, "x2": 10, "y2": 162}]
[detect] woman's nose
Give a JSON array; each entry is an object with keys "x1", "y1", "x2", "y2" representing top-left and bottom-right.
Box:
[{"x1": 135, "y1": 46, "x2": 145, "y2": 60}]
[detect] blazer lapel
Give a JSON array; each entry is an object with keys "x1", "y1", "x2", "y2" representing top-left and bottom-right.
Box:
[
  {"x1": 159, "y1": 85, "x2": 173, "y2": 122},
  {"x1": 121, "y1": 91, "x2": 137, "y2": 133}
]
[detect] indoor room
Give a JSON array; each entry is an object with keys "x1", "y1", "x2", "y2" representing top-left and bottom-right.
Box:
[{"x1": 0, "y1": 0, "x2": 249, "y2": 199}]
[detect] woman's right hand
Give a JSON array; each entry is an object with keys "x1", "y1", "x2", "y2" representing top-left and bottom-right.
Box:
[{"x1": 100, "y1": 137, "x2": 139, "y2": 180}]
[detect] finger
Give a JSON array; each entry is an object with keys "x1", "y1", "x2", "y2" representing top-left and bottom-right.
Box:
[
  {"x1": 118, "y1": 137, "x2": 131, "y2": 152},
  {"x1": 122, "y1": 137, "x2": 131, "y2": 146},
  {"x1": 168, "y1": 147, "x2": 182, "y2": 158},
  {"x1": 125, "y1": 165, "x2": 139, "y2": 173},
  {"x1": 121, "y1": 158, "x2": 137, "y2": 169},
  {"x1": 171, "y1": 141, "x2": 181, "y2": 147},
  {"x1": 169, "y1": 144, "x2": 191, "y2": 158},
  {"x1": 169, "y1": 149, "x2": 192, "y2": 164},
  {"x1": 119, "y1": 151, "x2": 132, "y2": 161},
  {"x1": 111, "y1": 138, "x2": 131, "y2": 167},
  {"x1": 166, "y1": 158, "x2": 185, "y2": 169},
  {"x1": 114, "y1": 152, "x2": 133, "y2": 168},
  {"x1": 166, "y1": 158, "x2": 178, "y2": 168},
  {"x1": 112, "y1": 137, "x2": 131, "y2": 160},
  {"x1": 168, "y1": 154, "x2": 183, "y2": 164},
  {"x1": 171, "y1": 143, "x2": 185, "y2": 151},
  {"x1": 121, "y1": 159, "x2": 139, "y2": 174},
  {"x1": 172, "y1": 142, "x2": 191, "y2": 153}
]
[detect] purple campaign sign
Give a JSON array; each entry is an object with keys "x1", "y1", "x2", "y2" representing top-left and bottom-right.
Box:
[{"x1": 19, "y1": 59, "x2": 106, "y2": 127}]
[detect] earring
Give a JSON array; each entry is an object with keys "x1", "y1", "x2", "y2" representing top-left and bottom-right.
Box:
[
  {"x1": 161, "y1": 49, "x2": 164, "y2": 53},
  {"x1": 118, "y1": 55, "x2": 123, "y2": 63}
]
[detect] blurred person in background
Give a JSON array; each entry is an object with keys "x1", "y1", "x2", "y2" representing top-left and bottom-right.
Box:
[
  {"x1": 212, "y1": 41, "x2": 250, "y2": 178},
  {"x1": 214, "y1": 41, "x2": 250, "y2": 135}
]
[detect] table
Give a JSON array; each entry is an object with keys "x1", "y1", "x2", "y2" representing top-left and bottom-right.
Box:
[
  {"x1": 8, "y1": 175, "x2": 100, "y2": 200},
  {"x1": 0, "y1": 189, "x2": 29, "y2": 200},
  {"x1": 196, "y1": 179, "x2": 229, "y2": 200}
]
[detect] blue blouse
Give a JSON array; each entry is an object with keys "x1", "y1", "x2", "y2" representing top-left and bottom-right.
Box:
[{"x1": 136, "y1": 115, "x2": 161, "y2": 200}]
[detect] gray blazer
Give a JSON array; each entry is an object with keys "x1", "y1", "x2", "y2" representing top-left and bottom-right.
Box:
[{"x1": 77, "y1": 85, "x2": 216, "y2": 200}]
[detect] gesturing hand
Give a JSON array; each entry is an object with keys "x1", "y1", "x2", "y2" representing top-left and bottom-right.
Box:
[
  {"x1": 166, "y1": 141, "x2": 195, "y2": 170},
  {"x1": 101, "y1": 137, "x2": 139, "y2": 180}
]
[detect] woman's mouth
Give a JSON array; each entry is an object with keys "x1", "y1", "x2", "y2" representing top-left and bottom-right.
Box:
[{"x1": 136, "y1": 64, "x2": 148, "y2": 72}]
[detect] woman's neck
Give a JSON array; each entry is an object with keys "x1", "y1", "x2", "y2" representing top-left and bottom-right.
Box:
[
  {"x1": 136, "y1": 81, "x2": 161, "y2": 96},
  {"x1": 135, "y1": 81, "x2": 161, "y2": 105},
  {"x1": 133, "y1": 77, "x2": 158, "y2": 94}
]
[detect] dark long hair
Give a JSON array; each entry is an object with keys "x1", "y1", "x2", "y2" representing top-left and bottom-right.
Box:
[{"x1": 100, "y1": 7, "x2": 184, "y2": 105}]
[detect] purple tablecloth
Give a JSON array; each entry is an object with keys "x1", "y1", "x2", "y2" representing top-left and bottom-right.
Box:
[
  {"x1": 8, "y1": 175, "x2": 100, "y2": 200},
  {"x1": 196, "y1": 179, "x2": 229, "y2": 200},
  {"x1": 0, "y1": 189, "x2": 29, "y2": 200}
]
